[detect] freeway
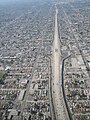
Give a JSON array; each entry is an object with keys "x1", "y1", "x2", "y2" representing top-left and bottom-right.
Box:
[{"x1": 52, "y1": 7, "x2": 67, "y2": 120}]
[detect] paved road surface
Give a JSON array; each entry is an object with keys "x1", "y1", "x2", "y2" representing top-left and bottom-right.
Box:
[{"x1": 52, "y1": 7, "x2": 67, "y2": 120}]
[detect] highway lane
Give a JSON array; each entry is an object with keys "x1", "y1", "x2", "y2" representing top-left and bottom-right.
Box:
[{"x1": 52, "y1": 7, "x2": 67, "y2": 120}]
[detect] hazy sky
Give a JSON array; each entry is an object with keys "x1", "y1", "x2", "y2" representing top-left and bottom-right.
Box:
[
  {"x1": 0, "y1": 0, "x2": 42, "y2": 3},
  {"x1": 0, "y1": 0, "x2": 32, "y2": 3},
  {"x1": 0, "y1": 0, "x2": 35, "y2": 2},
  {"x1": 0, "y1": 0, "x2": 23, "y2": 1}
]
